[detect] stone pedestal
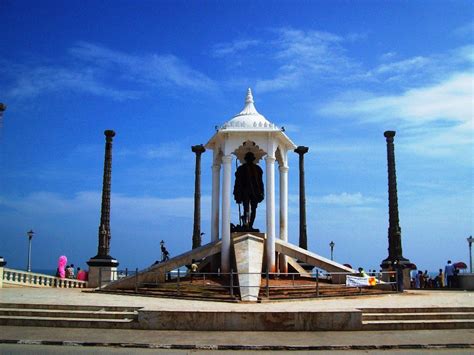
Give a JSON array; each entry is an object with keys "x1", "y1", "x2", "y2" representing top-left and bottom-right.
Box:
[
  {"x1": 87, "y1": 258, "x2": 119, "y2": 288},
  {"x1": 232, "y1": 233, "x2": 265, "y2": 302},
  {"x1": 381, "y1": 266, "x2": 411, "y2": 290}
]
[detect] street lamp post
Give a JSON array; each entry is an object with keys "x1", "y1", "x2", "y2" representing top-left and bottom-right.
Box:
[
  {"x1": 467, "y1": 235, "x2": 473, "y2": 273},
  {"x1": 26, "y1": 230, "x2": 34, "y2": 272},
  {"x1": 329, "y1": 241, "x2": 335, "y2": 261}
]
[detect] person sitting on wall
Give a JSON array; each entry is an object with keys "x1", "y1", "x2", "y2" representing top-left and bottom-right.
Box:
[
  {"x1": 358, "y1": 267, "x2": 368, "y2": 277},
  {"x1": 233, "y1": 152, "x2": 264, "y2": 232},
  {"x1": 77, "y1": 267, "x2": 88, "y2": 281}
]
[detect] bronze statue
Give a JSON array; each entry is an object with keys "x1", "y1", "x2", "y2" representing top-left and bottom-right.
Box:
[{"x1": 233, "y1": 152, "x2": 264, "y2": 231}]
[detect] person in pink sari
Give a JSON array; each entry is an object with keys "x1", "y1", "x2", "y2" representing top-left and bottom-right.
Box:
[{"x1": 58, "y1": 255, "x2": 67, "y2": 279}]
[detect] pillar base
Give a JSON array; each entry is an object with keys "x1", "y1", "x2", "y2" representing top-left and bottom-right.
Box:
[
  {"x1": 87, "y1": 257, "x2": 119, "y2": 288},
  {"x1": 381, "y1": 257, "x2": 411, "y2": 290},
  {"x1": 232, "y1": 233, "x2": 265, "y2": 302}
]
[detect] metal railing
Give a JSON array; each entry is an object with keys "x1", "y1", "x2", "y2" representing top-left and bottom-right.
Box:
[
  {"x1": 134, "y1": 269, "x2": 397, "y2": 299},
  {"x1": 2, "y1": 268, "x2": 88, "y2": 288}
]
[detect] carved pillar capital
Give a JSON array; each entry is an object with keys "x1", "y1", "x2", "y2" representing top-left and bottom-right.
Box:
[
  {"x1": 222, "y1": 155, "x2": 232, "y2": 164},
  {"x1": 104, "y1": 130, "x2": 116, "y2": 139},
  {"x1": 265, "y1": 156, "x2": 276, "y2": 164},
  {"x1": 191, "y1": 144, "x2": 206, "y2": 155},
  {"x1": 279, "y1": 166, "x2": 289, "y2": 173},
  {"x1": 294, "y1": 146, "x2": 309, "y2": 155}
]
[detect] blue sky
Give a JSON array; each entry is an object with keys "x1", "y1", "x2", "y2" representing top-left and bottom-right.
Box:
[{"x1": 1, "y1": 0, "x2": 472, "y2": 273}]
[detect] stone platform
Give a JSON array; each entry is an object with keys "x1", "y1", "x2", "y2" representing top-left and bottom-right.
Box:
[{"x1": 0, "y1": 287, "x2": 473, "y2": 331}]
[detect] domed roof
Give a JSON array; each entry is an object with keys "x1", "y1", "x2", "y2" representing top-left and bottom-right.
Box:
[{"x1": 219, "y1": 88, "x2": 280, "y2": 131}]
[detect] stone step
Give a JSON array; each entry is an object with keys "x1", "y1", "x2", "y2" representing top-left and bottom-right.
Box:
[
  {"x1": 361, "y1": 307, "x2": 474, "y2": 313},
  {"x1": 363, "y1": 312, "x2": 474, "y2": 321},
  {"x1": 0, "y1": 303, "x2": 139, "y2": 312},
  {"x1": 362, "y1": 319, "x2": 474, "y2": 330},
  {"x1": 260, "y1": 287, "x2": 388, "y2": 299},
  {"x1": 0, "y1": 308, "x2": 138, "y2": 320},
  {"x1": 0, "y1": 315, "x2": 139, "y2": 329},
  {"x1": 105, "y1": 289, "x2": 239, "y2": 302}
]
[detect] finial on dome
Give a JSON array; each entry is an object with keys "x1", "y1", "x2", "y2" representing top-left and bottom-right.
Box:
[
  {"x1": 237, "y1": 88, "x2": 259, "y2": 116},
  {"x1": 245, "y1": 88, "x2": 254, "y2": 104}
]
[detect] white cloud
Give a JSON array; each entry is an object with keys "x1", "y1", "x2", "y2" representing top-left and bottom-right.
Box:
[
  {"x1": 318, "y1": 192, "x2": 380, "y2": 206},
  {"x1": 345, "y1": 32, "x2": 368, "y2": 42},
  {"x1": 319, "y1": 72, "x2": 473, "y2": 158},
  {"x1": 373, "y1": 56, "x2": 431, "y2": 75},
  {"x1": 255, "y1": 28, "x2": 359, "y2": 93},
  {"x1": 0, "y1": 191, "x2": 211, "y2": 221},
  {"x1": 322, "y1": 73, "x2": 472, "y2": 125},
  {"x1": 71, "y1": 42, "x2": 217, "y2": 92},
  {"x1": 116, "y1": 142, "x2": 191, "y2": 161},
  {"x1": 453, "y1": 21, "x2": 474, "y2": 38},
  {"x1": 7, "y1": 66, "x2": 138, "y2": 101},
  {"x1": 289, "y1": 192, "x2": 381, "y2": 207},
  {"x1": 4, "y1": 42, "x2": 217, "y2": 100},
  {"x1": 211, "y1": 39, "x2": 260, "y2": 57},
  {"x1": 380, "y1": 51, "x2": 398, "y2": 61}
]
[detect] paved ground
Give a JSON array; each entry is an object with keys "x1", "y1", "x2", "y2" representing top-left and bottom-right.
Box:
[
  {"x1": 1, "y1": 326, "x2": 474, "y2": 347},
  {"x1": 1, "y1": 287, "x2": 473, "y2": 312},
  {"x1": 1, "y1": 287, "x2": 473, "y2": 352}
]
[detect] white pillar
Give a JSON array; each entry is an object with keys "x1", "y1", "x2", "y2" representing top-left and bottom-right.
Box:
[
  {"x1": 265, "y1": 155, "x2": 276, "y2": 273},
  {"x1": 221, "y1": 154, "x2": 232, "y2": 274},
  {"x1": 211, "y1": 162, "x2": 221, "y2": 243},
  {"x1": 279, "y1": 165, "x2": 289, "y2": 273}
]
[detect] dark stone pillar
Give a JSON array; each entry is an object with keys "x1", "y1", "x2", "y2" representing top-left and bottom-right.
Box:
[
  {"x1": 381, "y1": 131, "x2": 409, "y2": 269},
  {"x1": 192, "y1": 144, "x2": 206, "y2": 249},
  {"x1": 0, "y1": 103, "x2": 6, "y2": 117},
  {"x1": 88, "y1": 130, "x2": 118, "y2": 267},
  {"x1": 295, "y1": 146, "x2": 309, "y2": 250},
  {"x1": 0, "y1": 103, "x2": 6, "y2": 129}
]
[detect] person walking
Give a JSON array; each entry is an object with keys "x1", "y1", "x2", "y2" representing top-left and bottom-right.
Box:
[
  {"x1": 436, "y1": 269, "x2": 444, "y2": 288},
  {"x1": 445, "y1": 260, "x2": 455, "y2": 288},
  {"x1": 415, "y1": 270, "x2": 422, "y2": 289},
  {"x1": 422, "y1": 270, "x2": 429, "y2": 288},
  {"x1": 393, "y1": 259, "x2": 405, "y2": 292}
]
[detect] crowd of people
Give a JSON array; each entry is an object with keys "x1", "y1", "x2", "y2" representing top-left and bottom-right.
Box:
[
  {"x1": 411, "y1": 260, "x2": 461, "y2": 289},
  {"x1": 356, "y1": 259, "x2": 463, "y2": 291},
  {"x1": 55, "y1": 262, "x2": 88, "y2": 281}
]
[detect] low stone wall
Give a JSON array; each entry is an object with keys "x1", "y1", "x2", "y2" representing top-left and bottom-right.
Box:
[
  {"x1": 138, "y1": 310, "x2": 362, "y2": 331},
  {"x1": 458, "y1": 274, "x2": 474, "y2": 290},
  {"x1": 2, "y1": 268, "x2": 88, "y2": 288}
]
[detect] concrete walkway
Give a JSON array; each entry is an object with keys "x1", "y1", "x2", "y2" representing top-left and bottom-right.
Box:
[
  {"x1": 1, "y1": 326, "x2": 473, "y2": 351},
  {"x1": 1, "y1": 287, "x2": 473, "y2": 312}
]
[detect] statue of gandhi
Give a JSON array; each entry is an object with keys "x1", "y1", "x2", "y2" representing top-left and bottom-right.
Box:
[{"x1": 233, "y1": 152, "x2": 264, "y2": 231}]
